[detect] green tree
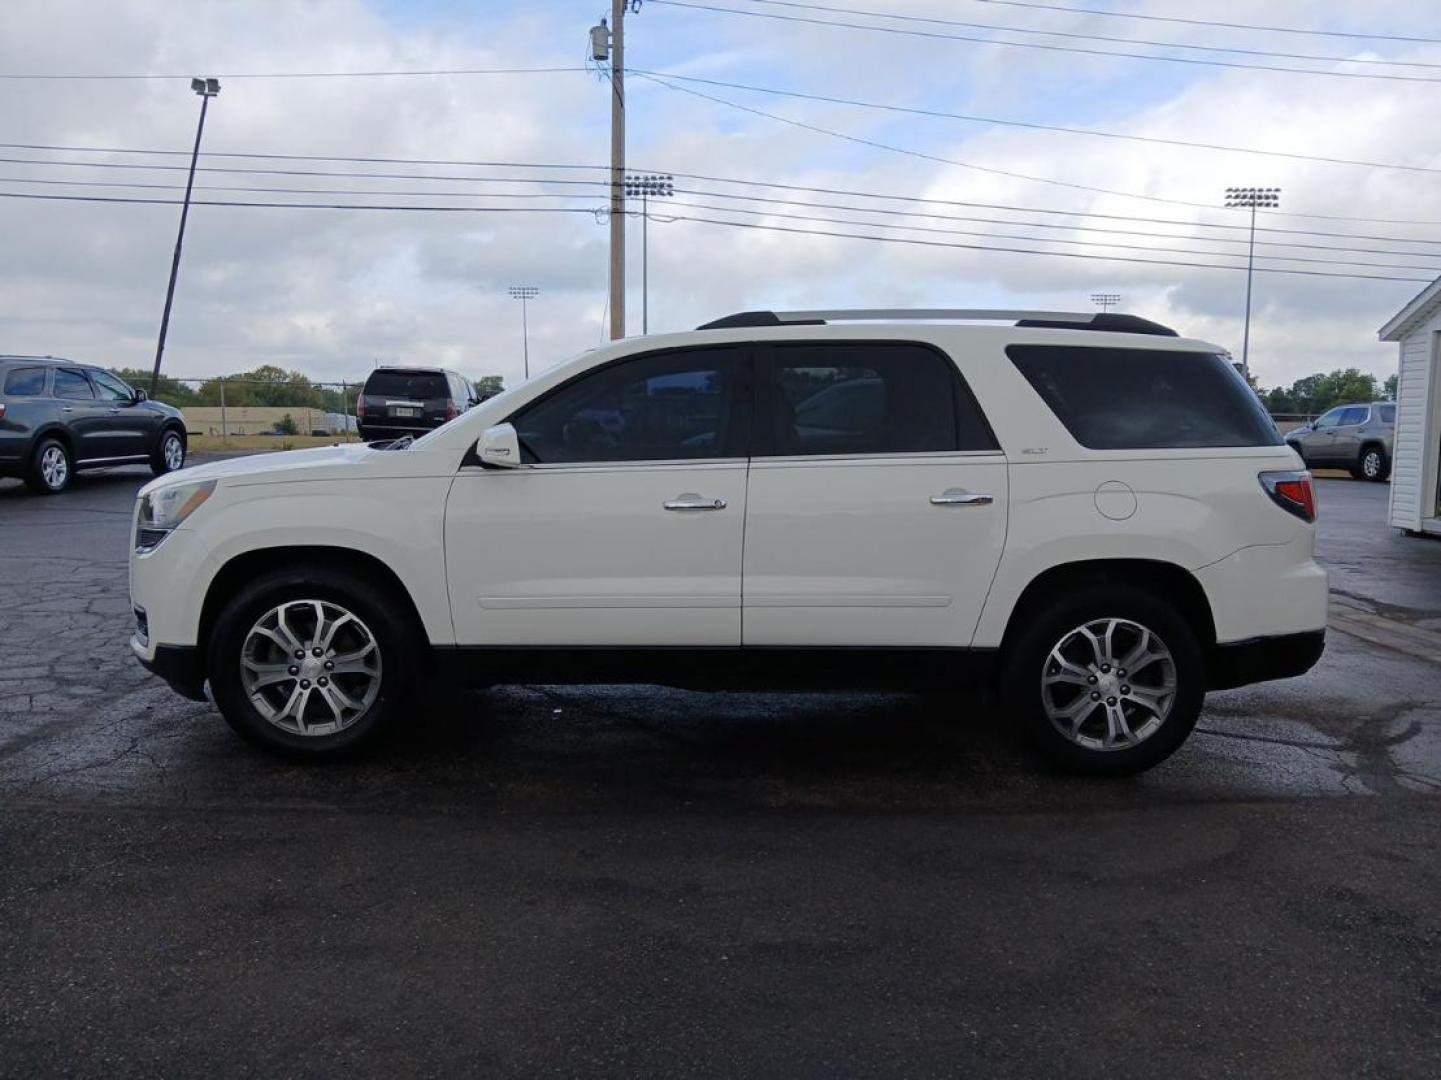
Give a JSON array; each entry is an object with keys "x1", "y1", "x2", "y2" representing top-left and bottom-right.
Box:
[
  {"x1": 473, "y1": 375, "x2": 505, "y2": 400},
  {"x1": 1259, "y1": 368, "x2": 1379, "y2": 416},
  {"x1": 275, "y1": 413, "x2": 300, "y2": 436},
  {"x1": 109, "y1": 368, "x2": 198, "y2": 407},
  {"x1": 1384, "y1": 373, "x2": 1398, "y2": 401}
]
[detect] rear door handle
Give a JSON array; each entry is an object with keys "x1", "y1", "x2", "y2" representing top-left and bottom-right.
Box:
[
  {"x1": 931, "y1": 489, "x2": 994, "y2": 507},
  {"x1": 664, "y1": 494, "x2": 727, "y2": 511},
  {"x1": 60, "y1": 406, "x2": 74, "y2": 413}
]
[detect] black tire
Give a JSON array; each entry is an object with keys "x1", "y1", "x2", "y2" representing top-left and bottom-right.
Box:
[
  {"x1": 150, "y1": 426, "x2": 186, "y2": 477},
  {"x1": 206, "y1": 564, "x2": 422, "y2": 760},
  {"x1": 1357, "y1": 444, "x2": 1389, "y2": 483},
  {"x1": 1001, "y1": 583, "x2": 1205, "y2": 776},
  {"x1": 24, "y1": 436, "x2": 72, "y2": 495}
]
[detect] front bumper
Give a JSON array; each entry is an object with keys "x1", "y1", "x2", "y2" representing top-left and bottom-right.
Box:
[
  {"x1": 1206, "y1": 629, "x2": 1325, "y2": 690},
  {"x1": 130, "y1": 633, "x2": 207, "y2": 701}
]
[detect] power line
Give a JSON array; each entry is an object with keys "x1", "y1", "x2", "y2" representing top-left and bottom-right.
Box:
[
  {"x1": 635, "y1": 70, "x2": 1441, "y2": 177},
  {"x1": 2, "y1": 188, "x2": 1430, "y2": 284},
  {"x1": 14, "y1": 137, "x2": 1441, "y2": 238},
  {"x1": 960, "y1": 0, "x2": 1441, "y2": 45},
  {"x1": 730, "y1": 0, "x2": 1441, "y2": 69},
  {"x1": 648, "y1": 0, "x2": 1441, "y2": 83},
  {"x1": 10, "y1": 169, "x2": 1435, "y2": 267},
  {"x1": 12, "y1": 139, "x2": 1441, "y2": 242},
  {"x1": 0, "y1": 66, "x2": 591, "y2": 81}
]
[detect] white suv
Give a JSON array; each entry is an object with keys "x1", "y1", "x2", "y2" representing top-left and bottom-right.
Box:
[{"x1": 129, "y1": 310, "x2": 1327, "y2": 774}]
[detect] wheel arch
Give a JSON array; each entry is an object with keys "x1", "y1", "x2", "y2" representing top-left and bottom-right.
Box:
[
  {"x1": 198, "y1": 545, "x2": 431, "y2": 656},
  {"x1": 30, "y1": 422, "x2": 75, "y2": 457},
  {"x1": 998, "y1": 558, "x2": 1217, "y2": 659}
]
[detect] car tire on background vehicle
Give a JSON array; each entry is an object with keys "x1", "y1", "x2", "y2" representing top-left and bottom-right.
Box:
[
  {"x1": 150, "y1": 426, "x2": 186, "y2": 477},
  {"x1": 1001, "y1": 582, "x2": 1205, "y2": 776},
  {"x1": 207, "y1": 564, "x2": 422, "y2": 760},
  {"x1": 1354, "y1": 445, "x2": 1389, "y2": 483},
  {"x1": 24, "y1": 436, "x2": 72, "y2": 495}
]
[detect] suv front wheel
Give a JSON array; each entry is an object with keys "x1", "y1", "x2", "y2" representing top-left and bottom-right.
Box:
[
  {"x1": 151, "y1": 427, "x2": 186, "y2": 476},
  {"x1": 1002, "y1": 584, "x2": 1204, "y2": 775},
  {"x1": 207, "y1": 565, "x2": 421, "y2": 759}
]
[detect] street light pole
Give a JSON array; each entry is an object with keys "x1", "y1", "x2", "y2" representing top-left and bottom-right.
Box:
[
  {"x1": 1090, "y1": 292, "x2": 1121, "y2": 313},
  {"x1": 509, "y1": 285, "x2": 539, "y2": 380},
  {"x1": 1224, "y1": 186, "x2": 1280, "y2": 384},
  {"x1": 149, "y1": 77, "x2": 220, "y2": 397},
  {"x1": 625, "y1": 174, "x2": 674, "y2": 334}
]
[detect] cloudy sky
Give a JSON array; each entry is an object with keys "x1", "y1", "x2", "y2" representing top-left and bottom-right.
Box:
[{"x1": 4, "y1": 0, "x2": 1441, "y2": 390}]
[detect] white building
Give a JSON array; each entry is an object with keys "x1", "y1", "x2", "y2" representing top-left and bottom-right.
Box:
[{"x1": 1379, "y1": 280, "x2": 1441, "y2": 537}]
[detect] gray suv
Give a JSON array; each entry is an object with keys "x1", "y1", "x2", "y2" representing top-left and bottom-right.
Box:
[
  {"x1": 0, "y1": 356, "x2": 188, "y2": 494},
  {"x1": 1285, "y1": 401, "x2": 1394, "y2": 482}
]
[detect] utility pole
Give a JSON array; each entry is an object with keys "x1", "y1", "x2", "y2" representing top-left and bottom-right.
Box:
[
  {"x1": 1224, "y1": 186, "x2": 1280, "y2": 384},
  {"x1": 150, "y1": 77, "x2": 220, "y2": 396},
  {"x1": 625, "y1": 174, "x2": 674, "y2": 333},
  {"x1": 608, "y1": 0, "x2": 626, "y2": 340},
  {"x1": 509, "y1": 285, "x2": 538, "y2": 380}
]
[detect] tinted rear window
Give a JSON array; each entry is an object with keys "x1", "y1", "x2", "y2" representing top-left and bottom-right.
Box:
[
  {"x1": 1006, "y1": 345, "x2": 1281, "y2": 449},
  {"x1": 4, "y1": 367, "x2": 47, "y2": 396},
  {"x1": 365, "y1": 370, "x2": 449, "y2": 399}
]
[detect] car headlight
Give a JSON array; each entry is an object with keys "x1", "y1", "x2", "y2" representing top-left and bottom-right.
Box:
[{"x1": 136, "y1": 479, "x2": 216, "y2": 552}]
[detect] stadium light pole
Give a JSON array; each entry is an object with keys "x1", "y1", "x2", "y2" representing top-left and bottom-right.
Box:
[
  {"x1": 1090, "y1": 292, "x2": 1121, "y2": 313},
  {"x1": 149, "y1": 77, "x2": 220, "y2": 396},
  {"x1": 625, "y1": 174, "x2": 674, "y2": 334},
  {"x1": 509, "y1": 286, "x2": 539, "y2": 380},
  {"x1": 1224, "y1": 186, "x2": 1281, "y2": 384}
]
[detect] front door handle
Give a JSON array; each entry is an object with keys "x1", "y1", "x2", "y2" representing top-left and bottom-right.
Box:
[
  {"x1": 931, "y1": 489, "x2": 994, "y2": 507},
  {"x1": 664, "y1": 494, "x2": 727, "y2": 511},
  {"x1": 60, "y1": 406, "x2": 74, "y2": 413}
]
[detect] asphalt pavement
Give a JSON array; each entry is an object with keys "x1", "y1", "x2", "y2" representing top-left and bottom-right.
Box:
[{"x1": 2, "y1": 467, "x2": 1439, "y2": 1077}]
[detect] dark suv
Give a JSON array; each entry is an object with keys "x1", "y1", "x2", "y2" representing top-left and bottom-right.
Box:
[
  {"x1": 356, "y1": 367, "x2": 478, "y2": 442},
  {"x1": 0, "y1": 356, "x2": 187, "y2": 494}
]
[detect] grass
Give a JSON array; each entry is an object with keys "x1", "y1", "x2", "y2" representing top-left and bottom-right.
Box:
[{"x1": 189, "y1": 434, "x2": 362, "y2": 452}]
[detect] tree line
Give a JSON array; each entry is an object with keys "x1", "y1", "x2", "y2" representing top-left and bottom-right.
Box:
[
  {"x1": 110, "y1": 366, "x2": 505, "y2": 412},
  {"x1": 1255, "y1": 368, "x2": 1397, "y2": 417}
]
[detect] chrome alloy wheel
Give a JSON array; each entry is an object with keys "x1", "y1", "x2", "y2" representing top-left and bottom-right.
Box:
[
  {"x1": 40, "y1": 444, "x2": 68, "y2": 489},
  {"x1": 240, "y1": 600, "x2": 382, "y2": 737},
  {"x1": 1040, "y1": 618, "x2": 1177, "y2": 752},
  {"x1": 1362, "y1": 449, "x2": 1382, "y2": 480},
  {"x1": 163, "y1": 432, "x2": 184, "y2": 471}
]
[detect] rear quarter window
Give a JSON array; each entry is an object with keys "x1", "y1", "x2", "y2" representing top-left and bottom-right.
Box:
[
  {"x1": 1006, "y1": 345, "x2": 1281, "y2": 449},
  {"x1": 1379, "y1": 405, "x2": 1396, "y2": 424},
  {"x1": 3, "y1": 367, "x2": 48, "y2": 396},
  {"x1": 365, "y1": 371, "x2": 448, "y2": 399}
]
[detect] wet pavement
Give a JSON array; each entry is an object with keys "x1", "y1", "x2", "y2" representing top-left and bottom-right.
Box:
[{"x1": 2, "y1": 468, "x2": 1440, "y2": 1076}]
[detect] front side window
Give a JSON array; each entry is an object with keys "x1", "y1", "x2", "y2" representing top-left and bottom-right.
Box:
[
  {"x1": 53, "y1": 368, "x2": 94, "y2": 399},
  {"x1": 89, "y1": 370, "x2": 133, "y2": 402},
  {"x1": 1007, "y1": 345, "x2": 1282, "y2": 450},
  {"x1": 3, "y1": 367, "x2": 47, "y2": 396},
  {"x1": 762, "y1": 342, "x2": 995, "y2": 456},
  {"x1": 512, "y1": 347, "x2": 746, "y2": 464},
  {"x1": 1313, "y1": 408, "x2": 1344, "y2": 430}
]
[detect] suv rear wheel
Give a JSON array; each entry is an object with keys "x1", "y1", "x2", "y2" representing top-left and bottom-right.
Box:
[
  {"x1": 1353, "y1": 444, "x2": 1389, "y2": 483},
  {"x1": 207, "y1": 565, "x2": 421, "y2": 759},
  {"x1": 1002, "y1": 583, "x2": 1204, "y2": 775},
  {"x1": 25, "y1": 437, "x2": 72, "y2": 495}
]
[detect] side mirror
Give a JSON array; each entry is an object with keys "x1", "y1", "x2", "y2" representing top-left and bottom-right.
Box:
[
  {"x1": 477, "y1": 423, "x2": 523, "y2": 468},
  {"x1": 135, "y1": 388, "x2": 148, "y2": 402}
]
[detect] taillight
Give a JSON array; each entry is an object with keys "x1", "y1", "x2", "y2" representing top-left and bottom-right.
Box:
[
  {"x1": 1259, "y1": 470, "x2": 1316, "y2": 522},
  {"x1": 0, "y1": 402, "x2": 7, "y2": 420},
  {"x1": 355, "y1": 397, "x2": 365, "y2": 418},
  {"x1": 445, "y1": 399, "x2": 458, "y2": 421}
]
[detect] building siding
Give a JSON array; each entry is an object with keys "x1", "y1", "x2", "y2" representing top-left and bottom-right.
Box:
[{"x1": 1389, "y1": 327, "x2": 1436, "y2": 530}]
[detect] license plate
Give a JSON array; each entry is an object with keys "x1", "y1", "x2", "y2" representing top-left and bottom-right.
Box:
[{"x1": 393, "y1": 407, "x2": 420, "y2": 418}]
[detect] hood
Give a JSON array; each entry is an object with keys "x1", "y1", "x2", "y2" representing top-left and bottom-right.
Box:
[{"x1": 138, "y1": 442, "x2": 389, "y2": 497}]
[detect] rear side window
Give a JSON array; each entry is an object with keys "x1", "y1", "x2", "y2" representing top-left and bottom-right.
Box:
[
  {"x1": 762, "y1": 342, "x2": 996, "y2": 456},
  {"x1": 1006, "y1": 345, "x2": 1281, "y2": 449},
  {"x1": 53, "y1": 368, "x2": 94, "y2": 399},
  {"x1": 513, "y1": 347, "x2": 747, "y2": 464},
  {"x1": 365, "y1": 370, "x2": 448, "y2": 399},
  {"x1": 3, "y1": 367, "x2": 47, "y2": 396},
  {"x1": 1380, "y1": 404, "x2": 1396, "y2": 424}
]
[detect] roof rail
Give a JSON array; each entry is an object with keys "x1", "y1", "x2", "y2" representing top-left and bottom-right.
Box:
[{"x1": 695, "y1": 309, "x2": 1178, "y2": 337}]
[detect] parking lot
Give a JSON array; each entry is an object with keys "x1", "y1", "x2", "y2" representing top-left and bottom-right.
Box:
[{"x1": 3, "y1": 467, "x2": 1440, "y2": 1076}]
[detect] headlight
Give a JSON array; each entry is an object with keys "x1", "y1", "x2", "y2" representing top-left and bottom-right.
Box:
[{"x1": 136, "y1": 479, "x2": 216, "y2": 551}]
